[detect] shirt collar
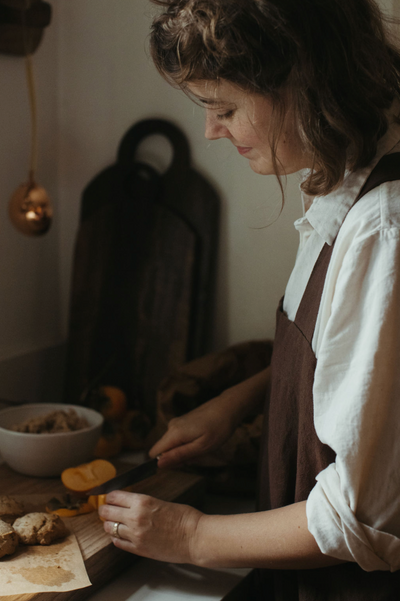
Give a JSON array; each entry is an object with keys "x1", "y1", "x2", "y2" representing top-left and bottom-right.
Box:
[{"x1": 301, "y1": 108, "x2": 400, "y2": 245}]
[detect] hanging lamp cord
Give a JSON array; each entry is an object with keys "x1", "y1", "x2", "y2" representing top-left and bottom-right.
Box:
[{"x1": 21, "y1": 0, "x2": 37, "y2": 186}]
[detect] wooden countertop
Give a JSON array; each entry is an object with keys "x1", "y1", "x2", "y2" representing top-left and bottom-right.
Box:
[{"x1": 1, "y1": 461, "x2": 206, "y2": 601}]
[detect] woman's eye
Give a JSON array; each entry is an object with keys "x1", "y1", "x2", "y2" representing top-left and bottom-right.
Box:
[{"x1": 216, "y1": 110, "x2": 235, "y2": 121}]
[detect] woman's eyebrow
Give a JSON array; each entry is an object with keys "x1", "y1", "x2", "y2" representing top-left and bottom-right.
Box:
[{"x1": 197, "y1": 96, "x2": 227, "y2": 106}]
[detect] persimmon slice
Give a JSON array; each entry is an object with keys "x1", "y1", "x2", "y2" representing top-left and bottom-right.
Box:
[
  {"x1": 87, "y1": 494, "x2": 107, "y2": 510},
  {"x1": 61, "y1": 459, "x2": 116, "y2": 494},
  {"x1": 87, "y1": 494, "x2": 107, "y2": 521}
]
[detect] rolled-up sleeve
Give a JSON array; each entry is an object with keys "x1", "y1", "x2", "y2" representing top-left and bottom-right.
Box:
[{"x1": 307, "y1": 227, "x2": 400, "y2": 571}]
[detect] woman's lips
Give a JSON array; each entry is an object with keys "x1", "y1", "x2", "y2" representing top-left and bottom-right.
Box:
[{"x1": 236, "y1": 146, "x2": 252, "y2": 155}]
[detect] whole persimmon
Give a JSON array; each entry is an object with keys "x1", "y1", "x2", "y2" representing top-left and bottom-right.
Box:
[{"x1": 87, "y1": 386, "x2": 128, "y2": 421}]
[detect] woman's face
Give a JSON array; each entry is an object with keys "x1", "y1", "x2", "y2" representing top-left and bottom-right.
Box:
[{"x1": 187, "y1": 80, "x2": 312, "y2": 175}]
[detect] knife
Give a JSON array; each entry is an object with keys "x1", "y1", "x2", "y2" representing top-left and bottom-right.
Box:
[{"x1": 88, "y1": 457, "x2": 158, "y2": 495}]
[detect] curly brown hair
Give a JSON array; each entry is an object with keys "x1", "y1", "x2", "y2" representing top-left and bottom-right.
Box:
[{"x1": 150, "y1": 0, "x2": 400, "y2": 196}]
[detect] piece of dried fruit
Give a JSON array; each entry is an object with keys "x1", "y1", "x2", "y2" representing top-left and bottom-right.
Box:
[{"x1": 46, "y1": 494, "x2": 94, "y2": 517}]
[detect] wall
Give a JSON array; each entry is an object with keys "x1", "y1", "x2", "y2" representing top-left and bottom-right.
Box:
[
  {"x1": 0, "y1": 1, "x2": 63, "y2": 401},
  {"x1": 0, "y1": 0, "x2": 396, "y2": 402},
  {"x1": 56, "y1": 0, "x2": 302, "y2": 356}
]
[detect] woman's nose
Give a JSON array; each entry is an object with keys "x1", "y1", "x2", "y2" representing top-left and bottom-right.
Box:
[{"x1": 204, "y1": 111, "x2": 229, "y2": 140}]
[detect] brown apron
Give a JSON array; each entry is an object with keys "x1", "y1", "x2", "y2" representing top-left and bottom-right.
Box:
[{"x1": 256, "y1": 153, "x2": 400, "y2": 600}]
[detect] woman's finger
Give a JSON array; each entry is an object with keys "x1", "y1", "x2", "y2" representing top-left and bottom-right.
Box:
[
  {"x1": 154, "y1": 436, "x2": 209, "y2": 468},
  {"x1": 99, "y1": 492, "x2": 153, "y2": 523},
  {"x1": 99, "y1": 495, "x2": 135, "y2": 524},
  {"x1": 149, "y1": 428, "x2": 192, "y2": 458},
  {"x1": 98, "y1": 503, "x2": 125, "y2": 524},
  {"x1": 104, "y1": 490, "x2": 135, "y2": 508},
  {"x1": 111, "y1": 536, "x2": 140, "y2": 555}
]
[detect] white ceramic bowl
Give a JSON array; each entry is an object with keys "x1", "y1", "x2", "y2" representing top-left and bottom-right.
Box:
[{"x1": 0, "y1": 403, "x2": 103, "y2": 477}]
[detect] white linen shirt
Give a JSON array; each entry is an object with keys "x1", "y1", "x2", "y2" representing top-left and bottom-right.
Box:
[{"x1": 283, "y1": 115, "x2": 400, "y2": 572}]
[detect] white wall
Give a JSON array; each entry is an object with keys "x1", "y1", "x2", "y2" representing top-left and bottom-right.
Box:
[
  {"x1": 0, "y1": 9, "x2": 61, "y2": 359},
  {"x1": 0, "y1": 0, "x2": 396, "y2": 401},
  {"x1": 0, "y1": 5, "x2": 61, "y2": 362},
  {"x1": 0, "y1": 1, "x2": 64, "y2": 401}
]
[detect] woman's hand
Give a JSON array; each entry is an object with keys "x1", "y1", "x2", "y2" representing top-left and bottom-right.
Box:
[
  {"x1": 149, "y1": 395, "x2": 238, "y2": 469},
  {"x1": 99, "y1": 490, "x2": 203, "y2": 564},
  {"x1": 149, "y1": 368, "x2": 271, "y2": 469}
]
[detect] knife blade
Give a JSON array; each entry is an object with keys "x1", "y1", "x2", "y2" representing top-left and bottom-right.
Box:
[{"x1": 88, "y1": 457, "x2": 158, "y2": 495}]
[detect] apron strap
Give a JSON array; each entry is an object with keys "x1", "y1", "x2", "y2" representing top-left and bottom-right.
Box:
[
  {"x1": 295, "y1": 152, "x2": 400, "y2": 342},
  {"x1": 356, "y1": 152, "x2": 400, "y2": 200}
]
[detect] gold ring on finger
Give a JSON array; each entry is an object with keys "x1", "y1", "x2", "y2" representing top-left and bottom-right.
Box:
[{"x1": 112, "y1": 521, "x2": 121, "y2": 539}]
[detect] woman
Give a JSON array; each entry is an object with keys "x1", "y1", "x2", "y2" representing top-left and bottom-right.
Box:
[{"x1": 99, "y1": 1, "x2": 400, "y2": 598}]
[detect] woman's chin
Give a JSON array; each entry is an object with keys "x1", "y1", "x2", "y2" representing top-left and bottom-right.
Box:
[{"x1": 249, "y1": 160, "x2": 275, "y2": 176}]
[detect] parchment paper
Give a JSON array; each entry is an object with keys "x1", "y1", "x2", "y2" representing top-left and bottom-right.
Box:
[{"x1": 0, "y1": 494, "x2": 92, "y2": 596}]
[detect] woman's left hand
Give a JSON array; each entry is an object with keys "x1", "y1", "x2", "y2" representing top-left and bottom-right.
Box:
[{"x1": 98, "y1": 490, "x2": 203, "y2": 564}]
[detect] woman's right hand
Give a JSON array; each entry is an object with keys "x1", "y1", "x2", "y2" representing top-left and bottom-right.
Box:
[
  {"x1": 148, "y1": 395, "x2": 237, "y2": 469},
  {"x1": 149, "y1": 367, "x2": 271, "y2": 469}
]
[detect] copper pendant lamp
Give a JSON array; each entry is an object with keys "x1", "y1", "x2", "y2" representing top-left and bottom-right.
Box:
[{"x1": 8, "y1": 0, "x2": 52, "y2": 236}]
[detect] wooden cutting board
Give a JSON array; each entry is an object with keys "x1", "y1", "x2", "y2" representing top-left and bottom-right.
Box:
[
  {"x1": 64, "y1": 118, "x2": 220, "y2": 421},
  {"x1": 0, "y1": 462, "x2": 205, "y2": 601}
]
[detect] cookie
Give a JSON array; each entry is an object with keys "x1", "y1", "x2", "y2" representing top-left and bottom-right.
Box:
[
  {"x1": 13, "y1": 512, "x2": 68, "y2": 546},
  {"x1": 0, "y1": 519, "x2": 18, "y2": 558},
  {"x1": 0, "y1": 495, "x2": 24, "y2": 525}
]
